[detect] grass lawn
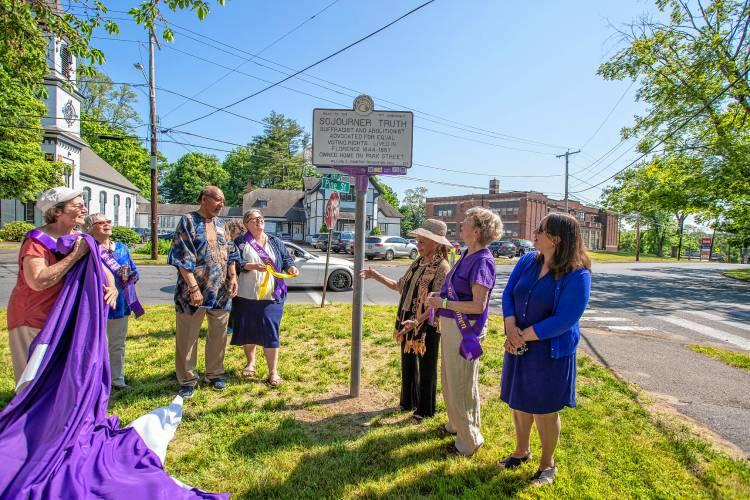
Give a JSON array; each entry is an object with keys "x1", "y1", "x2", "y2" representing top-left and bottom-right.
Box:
[
  {"x1": 688, "y1": 345, "x2": 750, "y2": 373},
  {"x1": 723, "y1": 269, "x2": 750, "y2": 282},
  {"x1": 1, "y1": 305, "x2": 749, "y2": 498},
  {"x1": 132, "y1": 253, "x2": 169, "y2": 265},
  {"x1": 587, "y1": 250, "x2": 683, "y2": 263}
]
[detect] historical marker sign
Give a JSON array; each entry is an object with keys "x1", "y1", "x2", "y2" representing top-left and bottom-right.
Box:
[{"x1": 312, "y1": 108, "x2": 413, "y2": 168}]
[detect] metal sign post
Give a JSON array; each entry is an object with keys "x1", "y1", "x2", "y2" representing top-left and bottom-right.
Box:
[
  {"x1": 311, "y1": 95, "x2": 413, "y2": 398},
  {"x1": 321, "y1": 191, "x2": 340, "y2": 307}
]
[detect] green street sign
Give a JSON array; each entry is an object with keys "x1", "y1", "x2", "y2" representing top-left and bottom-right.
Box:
[{"x1": 322, "y1": 177, "x2": 350, "y2": 193}]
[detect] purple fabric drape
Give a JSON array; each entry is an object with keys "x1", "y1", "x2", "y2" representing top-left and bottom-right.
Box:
[{"x1": 0, "y1": 234, "x2": 227, "y2": 499}]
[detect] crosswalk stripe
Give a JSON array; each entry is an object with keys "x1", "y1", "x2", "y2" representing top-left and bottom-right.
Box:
[
  {"x1": 660, "y1": 315, "x2": 750, "y2": 351},
  {"x1": 581, "y1": 317, "x2": 630, "y2": 322},
  {"x1": 608, "y1": 326, "x2": 656, "y2": 332},
  {"x1": 685, "y1": 310, "x2": 750, "y2": 333}
]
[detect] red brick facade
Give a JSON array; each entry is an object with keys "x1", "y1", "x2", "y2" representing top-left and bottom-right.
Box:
[{"x1": 426, "y1": 181, "x2": 618, "y2": 252}]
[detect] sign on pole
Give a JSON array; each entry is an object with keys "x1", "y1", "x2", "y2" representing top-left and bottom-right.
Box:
[
  {"x1": 311, "y1": 95, "x2": 414, "y2": 398},
  {"x1": 321, "y1": 177, "x2": 351, "y2": 194},
  {"x1": 312, "y1": 107, "x2": 413, "y2": 169},
  {"x1": 320, "y1": 191, "x2": 340, "y2": 308}
]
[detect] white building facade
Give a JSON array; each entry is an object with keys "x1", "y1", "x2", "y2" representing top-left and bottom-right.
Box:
[{"x1": 0, "y1": 29, "x2": 139, "y2": 228}]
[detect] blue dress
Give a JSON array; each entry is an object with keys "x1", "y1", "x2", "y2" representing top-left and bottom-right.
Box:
[{"x1": 500, "y1": 256, "x2": 577, "y2": 414}]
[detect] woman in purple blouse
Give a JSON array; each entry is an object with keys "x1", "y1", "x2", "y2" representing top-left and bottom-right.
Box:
[
  {"x1": 427, "y1": 207, "x2": 502, "y2": 456},
  {"x1": 499, "y1": 213, "x2": 591, "y2": 486}
]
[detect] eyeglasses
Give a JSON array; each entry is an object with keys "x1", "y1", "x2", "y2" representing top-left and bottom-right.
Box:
[
  {"x1": 66, "y1": 203, "x2": 86, "y2": 211},
  {"x1": 534, "y1": 225, "x2": 547, "y2": 235},
  {"x1": 94, "y1": 220, "x2": 112, "y2": 226},
  {"x1": 247, "y1": 217, "x2": 264, "y2": 223}
]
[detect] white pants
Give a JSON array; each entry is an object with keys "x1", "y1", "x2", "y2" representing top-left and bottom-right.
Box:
[{"x1": 440, "y1": 316, "x2": 484, "y2": 455}]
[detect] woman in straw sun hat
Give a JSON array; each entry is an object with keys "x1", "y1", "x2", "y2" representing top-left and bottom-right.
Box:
[{"x1": 361, "y1": 219, "x2": 451, "y2": 422}]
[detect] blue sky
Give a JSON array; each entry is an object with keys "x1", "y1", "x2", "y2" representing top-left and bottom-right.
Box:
[{"x1": 77, "y1": 0, "x2": 657, "y2": 205}]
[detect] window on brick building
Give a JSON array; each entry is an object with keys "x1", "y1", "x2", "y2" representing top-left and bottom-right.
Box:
[{"x1": 434, "y1": 204, "x2": 456, "y2": 217}]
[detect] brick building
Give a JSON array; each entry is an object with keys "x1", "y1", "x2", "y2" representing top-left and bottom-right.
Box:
[{"x1": 426, "y1": 178, "x2": 618, "y2": 252}]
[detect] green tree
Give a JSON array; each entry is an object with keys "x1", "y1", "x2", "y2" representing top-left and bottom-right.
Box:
[
  {"x1": 222, "y1": 111, "x2": 309, "y2": 206},
  {"x1": 78, "y1": 68, "x2": 156, "y2": 197},
  {"x1": 400, "y1": 187, "x2": 427, "y2": 237},
  {"x1": 0, "y1": 0, "x2": 224, "y2": 200},
  {"x1": 161, "y1": 152, "x2": 228, "y2": 203},
  {"x1": 372, "y1": 177, "x2": 399, "y2": 209},
  {"x1": 599, "y1": 0, "x2": 750, "y2": 248}
]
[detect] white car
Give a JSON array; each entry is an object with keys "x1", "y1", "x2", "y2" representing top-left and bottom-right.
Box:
[{"x1": 283, "y1": 242, "x2": 354, "y2": 291}]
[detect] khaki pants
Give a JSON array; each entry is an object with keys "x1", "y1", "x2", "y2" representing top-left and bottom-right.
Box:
[
  {"x1": 107, "y1": 317, "x2": 129, "y2": 387},
  {"x1": 175, "y1": 309, "x2": 229, "y2": 386},
  {"x1": 9, "y1": 326, "x2": 42, "y2": 385},
  {"x1": 440, "y1": 316, "x2": 484, "y2": 455}
]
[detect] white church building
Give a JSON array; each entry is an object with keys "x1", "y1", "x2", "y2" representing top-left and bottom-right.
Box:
[{"x1": 0, "y1": 28, "x2": 139, "y2": 228}]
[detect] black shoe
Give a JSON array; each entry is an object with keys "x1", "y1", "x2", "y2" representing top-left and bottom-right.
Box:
[
  {"x1": 437, "y1": 424, "x2": 457, "y2": 437},
  {"x1": 499, "y1": 452, "x2": 532, "y2": 470},
  {"x1": 112, "y1": 383, "x2": 133, "y2": 392},
  {"x1": 208, "y1": 378, "x2": 227, "y2": 391},
  {"x1": 178, "y1": 385, "x2": 195, "y2": 398}
]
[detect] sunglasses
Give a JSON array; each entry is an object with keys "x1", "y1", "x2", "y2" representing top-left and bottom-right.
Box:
[
  {"x1": 534, "y1": 224, "x2": 547, "y2": 235},
  {"x1": 247, "y1": 217, "x2": 264, "y2": 223}
]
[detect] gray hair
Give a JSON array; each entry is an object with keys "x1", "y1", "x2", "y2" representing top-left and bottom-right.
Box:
[
  {"x1": 43, "y1": 201, "x2": 68, "y2": 224},
  {"x1": 243, "y1": 209, "x2": 263, "y2": 224},
  {"x1": 82, "y1": 212, "x2": 107, "y2": 233},
  {"x1": 465, "y1": 207, "x2": 503, "y2": 246}
]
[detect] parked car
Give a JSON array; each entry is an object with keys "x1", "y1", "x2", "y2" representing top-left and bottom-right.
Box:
[
  {"x1": 312, "y1": 233, "x2": 329, "y2": 250},
  {"x1": 365, "y1": 236, "x2": 419, "y2": 261},
  {"x1": 331, "y1": 231, "x2": 354, "y2": 253},
  {"x1": 345, "y1": 238, "x2": 355, "y2": 254},
  {"x1": 511, "y1": 239, "x2": 534, "y2": 256},
  {"x1": 406, "y1": 238, "x2": 417, "y2": 246},
  {"x1": 283, "y1": 241, "x2": 354, "y2": 291},
  {"x1": 488, "y1": 240, "x2": 517, "y2": 258},
  {"x1": 158, "y1": 230, "x2": 176, "y2": 241},
  {"x1": 279, "y1": 233, "x2": 293, "y2": 241}
]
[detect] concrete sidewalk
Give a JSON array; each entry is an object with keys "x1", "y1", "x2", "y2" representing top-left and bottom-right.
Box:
[{"x1": 580, "y1": 326, "x2": 750, "y2": 456}]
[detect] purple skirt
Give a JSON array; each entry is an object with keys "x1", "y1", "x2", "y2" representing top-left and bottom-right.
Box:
[{"x1": 229, "y1": 296, "x2": 284, "y2": 348}]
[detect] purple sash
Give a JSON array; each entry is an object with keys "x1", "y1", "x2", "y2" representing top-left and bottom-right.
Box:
[
  {"x1": 444, "y1": 255, "x2": 487, "y2": 361},
  {"x1": 99, "y1": 244, "x2": 145, "y2": 318},
  {"x1": 25, "y1": 228, "x2": 79, "y2": 255},
  {"x1": 0, "y1": 233, "x2": 227, "y2": 498},
  {"x1": 243, "y1": 232, "x2": 287, "y2": 300}
]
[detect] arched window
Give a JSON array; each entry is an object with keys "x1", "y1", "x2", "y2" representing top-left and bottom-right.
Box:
[
  {"x1": 82, "y1": 187, "x2": 91, "y2": 211},
  {"x1": 99, "y1": 191, "x2": 107, "y2": 214},
  {"x1": 113, "y1": 194, "x2": 120, "y2": 226},
  {"x1": 125, "y1": 197, "x2": 132, "y2": 227}
]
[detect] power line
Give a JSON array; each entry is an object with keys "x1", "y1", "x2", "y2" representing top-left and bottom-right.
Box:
[
  {"x1": 579, "y1": 81, "x2": 634, "y2": 150},
  {"x1": 160, "y1": 0, "x2": 341, "y2": 120},
  {"x1": 87, "y1": 17, "x2": 570, "y2": 151},
  {"x1": 170, "y1": 0, "x2": 437, "y2": 129}
]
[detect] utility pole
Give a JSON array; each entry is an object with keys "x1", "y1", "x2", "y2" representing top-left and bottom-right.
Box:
[
  {"x1": 556, "y1": 149, "x2": 581, "y2": 213},
  {"x1": 148, "y1": 30, "x2": 159, "y2": 260}
]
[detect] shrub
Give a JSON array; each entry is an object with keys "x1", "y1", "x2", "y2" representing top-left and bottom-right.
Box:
[
  {"x1": 135, "y1": 239, "x2": 172, "y2": 255},
  {"x1": 110, "y1": 227, "x2": 142, "y2": 247},
  {"x1": 319, "y1": 225, "x2": 328, "y2": 233},
  {"x1": 0, "y1": 221, "x2": 36, "y2": 242},
  {"x1": 369, "y1": 227, "x2": 382, "y2": 236}
]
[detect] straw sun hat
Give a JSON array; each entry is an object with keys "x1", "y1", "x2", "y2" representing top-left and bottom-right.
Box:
[{"x1": 408, "y1": 219, "x2": 452, "y2": 247}]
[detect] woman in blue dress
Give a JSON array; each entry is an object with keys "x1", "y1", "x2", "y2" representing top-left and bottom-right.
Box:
[
  {"x1": 499, "y1": 213, "x2": 591, "y2": 486},
  {"x1": 230, "y1": 209, "x2": 298, "y2": 387}
]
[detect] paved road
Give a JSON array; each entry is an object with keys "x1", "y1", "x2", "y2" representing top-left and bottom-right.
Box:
[{"x1": 2, "y1": 252, "x2": 750, "y2": 453}]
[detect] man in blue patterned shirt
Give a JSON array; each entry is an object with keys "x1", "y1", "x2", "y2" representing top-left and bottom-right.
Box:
[{"x1": 168, "y1": 186, "x2": 239, "y2": 398}]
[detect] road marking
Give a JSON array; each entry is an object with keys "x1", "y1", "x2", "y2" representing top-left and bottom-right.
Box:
[
  {"x1": 581, "y1": 317, "x2": 630, "y2": 322},
  {"x1": 684, "y1": 310, "x2": 750, "y2": 333},
  {"x1": 306, "y1": 290, "x2": 327, "y2": 305},
  {"x1": 660, "y1": 315, "x2": 750, "y2": 350},
  {"x1": 608, "y1": 326, "x2": 656, "y2": 332}
]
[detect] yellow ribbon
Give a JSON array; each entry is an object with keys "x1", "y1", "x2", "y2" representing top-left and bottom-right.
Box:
[{"x1": 258, "y1": 264, "x2": 297, "y2": 298}]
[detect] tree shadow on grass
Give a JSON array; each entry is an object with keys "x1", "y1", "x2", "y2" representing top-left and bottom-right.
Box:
[{"x1": 226, "y1": 410, "x2": 529, "y2": 499}]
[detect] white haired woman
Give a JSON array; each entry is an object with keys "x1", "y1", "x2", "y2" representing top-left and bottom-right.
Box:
[
  {"x1": 427, "y1": 207, "x2": 502, "y2": 456},
  {"x1": 229, "y1": 209, "x2": 298, "y2": 386},
  {"x1": 84, "y1": 213, "x2": 143, "y2": 390},
  {"x1": 7, "y1": 187, "x2": 116, "y2": 387}
]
